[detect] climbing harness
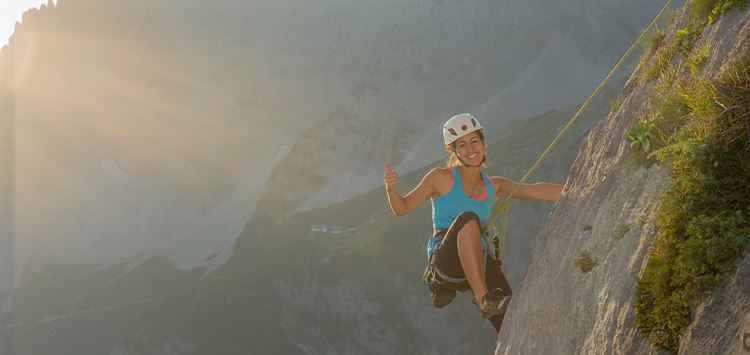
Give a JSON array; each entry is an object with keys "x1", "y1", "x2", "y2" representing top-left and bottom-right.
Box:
[{"x1": 486, "y1": 0, "x2": 676, "y2": 261}]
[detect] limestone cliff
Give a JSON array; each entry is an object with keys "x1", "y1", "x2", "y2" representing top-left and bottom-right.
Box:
[{"x1": 496, "y1": 3, "x2": 750, "y2": 354}]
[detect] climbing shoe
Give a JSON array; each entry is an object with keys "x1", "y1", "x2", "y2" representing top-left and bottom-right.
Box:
[
  {"x1": 429, "y1": 281, "x2": 456, "y2": 308},
  {"x1": 472, "y1": 288, "x2": 510, "y2": 318}
]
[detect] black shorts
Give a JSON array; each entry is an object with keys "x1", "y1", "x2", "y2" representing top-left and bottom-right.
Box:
[{"x1": 429, "y1": 211, "x2": 512, "y2": 296}]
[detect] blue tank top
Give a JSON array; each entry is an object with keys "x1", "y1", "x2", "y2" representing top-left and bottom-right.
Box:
[{"x1": 427, "y1": 166, "x2": 496, "y2": 257}]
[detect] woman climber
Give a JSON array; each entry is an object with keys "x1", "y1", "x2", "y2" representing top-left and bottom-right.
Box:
[{"x1": 383, "y1": 113, "x2": 563, "y2": 333}]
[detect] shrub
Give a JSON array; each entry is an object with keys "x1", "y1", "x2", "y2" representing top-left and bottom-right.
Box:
[
  {"x1": 676, "y1": 79, "x2": 722, "y2": 134},
  {"x1": 631, "y1": 3, "x2": 750, "y2": 351},
  {"x1": 692, "y1": 0, "x2": 720, "y2": 19},
  {"x1": 691, "y1": 0, "x2": 748, "y2": 23},
  {"x1": 654, "y1": 91, "x2": 691, "y2": 134},
  {"x1": 707, "y1": 0, "x2": 749, "y2": 24},
  {"x1": 638, "y1": 42, "x2": 679, "y2": 85},
  {"x1": 635, "y1": 52, "x2": 750, "y2": 353},
  {"x1": 645, "y1": 30, "x2": 667, "y2": 58},
  {"x1": 637, "y1": 0, "x2": 745, "y2": 87},
  {"x1": 714, "y1": 54, "x2": 750, "y2": 146},
  {"x1": 688, "y1": 41, "x2": 712, "y2": 75},
  {"x1": 675, "y1": 27, "x2": 696, "y2": 54}
]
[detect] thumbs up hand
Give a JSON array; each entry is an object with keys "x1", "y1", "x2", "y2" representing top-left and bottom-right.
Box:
[{"x1": 384, "y1": 162, "x2": 398, "y2": 191}]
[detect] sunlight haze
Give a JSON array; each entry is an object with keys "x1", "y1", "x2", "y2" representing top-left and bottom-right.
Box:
[{"x1": 1, "y1": 0, "x2": 54, "y2": 48}]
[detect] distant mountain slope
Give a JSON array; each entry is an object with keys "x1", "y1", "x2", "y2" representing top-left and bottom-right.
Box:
[{"x1": 0, "y1": 255, "x2": 203, "y2": 355}]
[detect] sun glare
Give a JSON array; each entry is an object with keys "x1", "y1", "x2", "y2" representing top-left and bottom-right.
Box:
[{"x1": 2, "y1": 0, "x2": 57, "y2": 48}]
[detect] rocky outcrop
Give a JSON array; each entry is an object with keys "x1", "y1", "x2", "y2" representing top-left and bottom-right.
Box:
[
  {"x1": 496, "y1": 84, "x2": 668, "y2": 355},
  {"x1": 496, "y1": 3, "x2": 750, "y2": 354},
  {"x1": 679, "y1": 254, "x2": 750, "y2": 355}
]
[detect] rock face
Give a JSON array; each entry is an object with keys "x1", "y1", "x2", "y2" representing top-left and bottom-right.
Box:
[
  {"x1": 679, "y1": 255, "x2": 750, "y2": 355},
  {"x1": 496, "y1": 4, "x2": 750, "y2": 355},
  {"x1": 496, "y1": 83, "x2": 669, "y2": 355}
]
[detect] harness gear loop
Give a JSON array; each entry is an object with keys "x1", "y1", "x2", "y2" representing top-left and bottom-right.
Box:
[{"x1": 486, "y1": 0, "x2": 675, "y2": 260}]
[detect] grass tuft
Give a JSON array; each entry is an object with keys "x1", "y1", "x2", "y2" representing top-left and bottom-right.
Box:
[
  {"x1": 614, "y1": 224, "x2": 631, "y2": 240},
  {"x1": 574, "y1": 250, "x2": 598, "y2": 273},
  {"x1": 689, "y1": 41, "x2": 713, "y2": 76},
  {"x1": 610, "y1": 94, "x2": 626, "y2": 113}
]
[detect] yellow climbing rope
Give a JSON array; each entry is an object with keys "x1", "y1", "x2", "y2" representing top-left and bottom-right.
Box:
[{"x1": 487, "y1": 0, "x2": 675, "y2": 259}]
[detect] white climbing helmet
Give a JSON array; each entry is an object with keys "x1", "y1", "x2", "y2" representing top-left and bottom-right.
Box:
[{"x1": 443, "y1": 113, "x2": 483, "y2": 145}]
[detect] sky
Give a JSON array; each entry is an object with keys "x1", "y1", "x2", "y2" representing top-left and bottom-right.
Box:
[{"x1": 1, "y1": 0, "x2": 55, "y2": 48}]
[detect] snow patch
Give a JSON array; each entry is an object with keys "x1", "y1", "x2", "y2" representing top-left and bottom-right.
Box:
[
  {"x1": 168, "y1": 144, "x2": 290, "y2": 270},
  {"x1": 292, "y1": 170, "x2": 382, "y2": 213}
]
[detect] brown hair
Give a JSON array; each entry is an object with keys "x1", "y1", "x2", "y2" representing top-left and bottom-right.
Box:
[{"x1": 445, "y1": 130, "x2": 487, "y2": 168}]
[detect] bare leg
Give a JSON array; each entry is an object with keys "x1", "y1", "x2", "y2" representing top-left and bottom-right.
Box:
[{"x1": 456, "y1": 218, "x2": 488, "y2": 305}]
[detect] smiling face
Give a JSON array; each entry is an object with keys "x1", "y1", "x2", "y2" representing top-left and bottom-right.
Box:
[{"x1": 448, "y1": 130, "x2": 485, "y2": 167}]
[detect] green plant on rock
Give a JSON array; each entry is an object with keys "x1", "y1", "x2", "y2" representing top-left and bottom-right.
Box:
[
  {"x1": 614, "y1": 224, "x2": 631, "y2": 240},
  {"x1": 632, "y1": 6, "x2": 750, "y2": 351},
  {"x1": 626, "y1": 120, "x2": 668, "y2": 160},
  {"x1": 707, "y1": 0, "x2": 749, "y2": 24},
  {"x1": 675, "y1": 26, "x2": 698, "y2": 54},
  {"x1": 574, "y1": 249, "x2": 598, "y2": 273},
  {"x1": 691, "y1": 0, "x2": 748, "y2": 22},
  {"x1": 645, "y1": 30, "x2": 667, "y2": 58},
  {"x1": 637, "y1": 0, "x2": 747, "y2": 87},
  {"x1": 692, "y1": 0, "x2": 721, "y2": 20},
  {"x1": 635, "y1": 51, "x2": 750, "y2": 353},
  {"x1": 638, "y1": 41, "x2": 679, "y2": 85},
  {"x1": 688, "y1": 41, "x2": 712, "y2": 76},
  {"x1": 635, "y1": 213, "x2": 650, "y2": 226}
]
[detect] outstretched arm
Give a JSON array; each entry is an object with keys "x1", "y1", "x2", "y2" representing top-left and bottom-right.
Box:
[
  {"x1": 384, "y1": 163, "x2": 438, "y2": 216},
  {"x1": 492, "y1": 176, "x2": 563, "y2": 201}
]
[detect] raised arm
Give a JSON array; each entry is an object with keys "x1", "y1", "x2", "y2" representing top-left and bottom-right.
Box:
[
  {"x1": 492, "y1": 176, "x2": 563, "y2": 201},
  {"x1": 384, "y1": 163, "x2": 439, "y2": 216}
]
